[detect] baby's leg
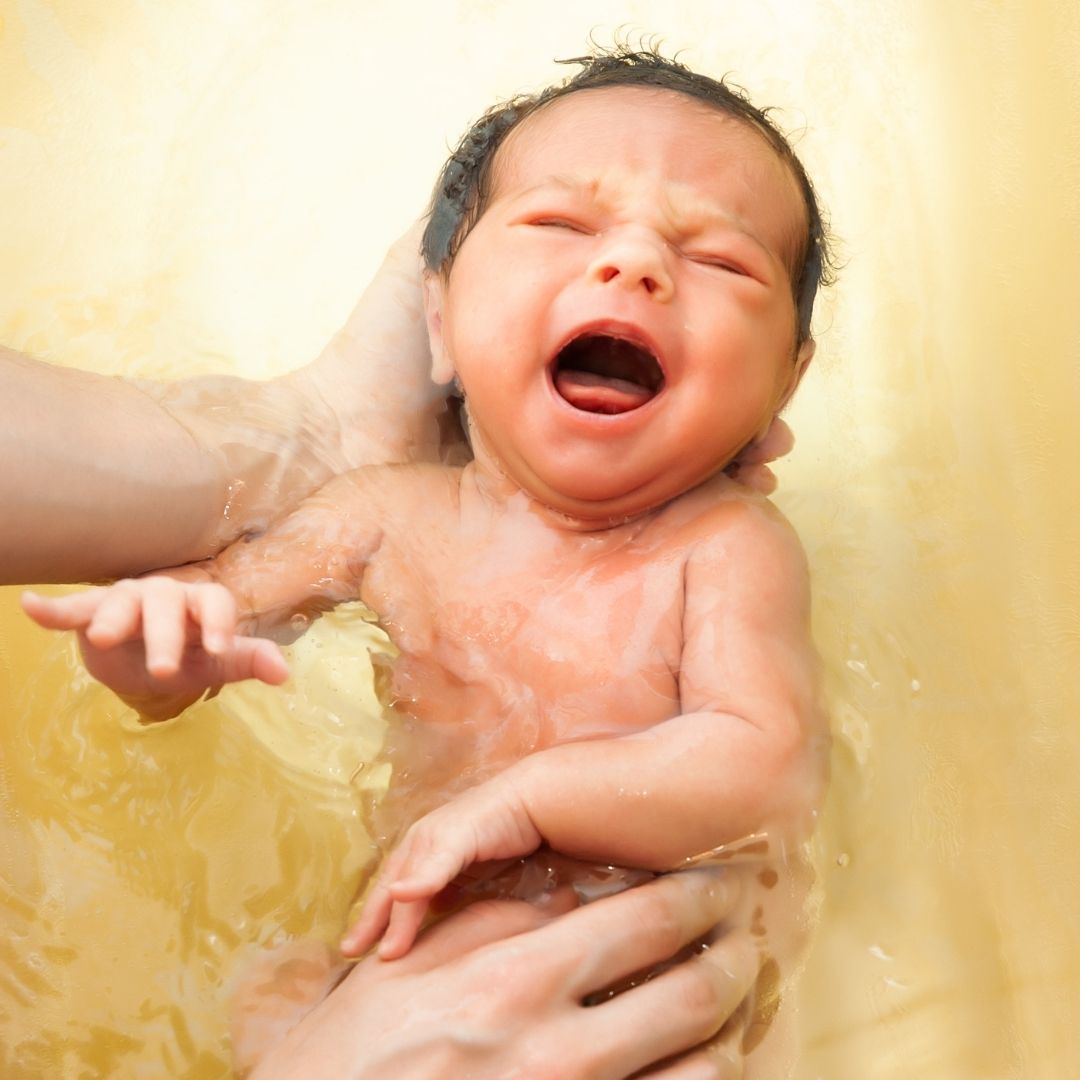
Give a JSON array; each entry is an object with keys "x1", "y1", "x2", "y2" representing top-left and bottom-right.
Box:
[{"x1": 228, "y1": 941, "x2": 348, "y2": 1078}]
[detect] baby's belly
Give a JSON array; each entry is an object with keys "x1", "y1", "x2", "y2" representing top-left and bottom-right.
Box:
[
  {"x1": 384, "y1": 650, "x2": 679, "y2": 742},
  {"x1": 374, "y1": 652, "x2": 677, "y2": 827}
]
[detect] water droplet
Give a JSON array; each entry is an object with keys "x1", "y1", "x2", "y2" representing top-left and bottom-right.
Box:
[{"x1": 836, "y1": 852, "x2": 850, "y2": 868}]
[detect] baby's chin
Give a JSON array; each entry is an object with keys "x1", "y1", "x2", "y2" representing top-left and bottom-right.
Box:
[
  {"x1": 466, "y1": 416, "x2": 741, "y2": 527},
  {"x1": 513, "y1": 467, "x2": 731, "y2": 531}
]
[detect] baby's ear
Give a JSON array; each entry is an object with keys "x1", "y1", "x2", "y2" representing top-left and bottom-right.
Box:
[
  {"x1": 423, "y1": 274, "x2": 455, "y2": 385},
  {"x1": 777, "y1": 338, "x2": 815, "y2": 412}
]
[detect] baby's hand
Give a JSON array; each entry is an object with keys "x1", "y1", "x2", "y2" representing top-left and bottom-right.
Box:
[
  {"x1": 341, "y1": 771, "x2": 543, "y2": 961},
  {"x1": 21, "y1": 578, "x2": 288, "y2": 720}
]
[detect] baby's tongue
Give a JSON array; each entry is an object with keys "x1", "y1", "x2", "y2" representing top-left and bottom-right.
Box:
[{"x1": 554, "y1": 369, "x2": 652, "y2": 415}]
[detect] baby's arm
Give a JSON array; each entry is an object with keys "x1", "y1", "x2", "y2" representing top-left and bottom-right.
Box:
[
  {"x1": 22, "y1": 470, "x2": 386, "y2": 721},
  {"x1": 344, "y1": 497, "x2": 826, "y2": 960}
]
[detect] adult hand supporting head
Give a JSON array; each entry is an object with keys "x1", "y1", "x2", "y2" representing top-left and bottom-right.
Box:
[
  {"x1": 724, "y1": 417, "x2": 797, "y2": 496},
  {"x1": 249, "y1": 868, "x2": 757, "y2": 1080}
]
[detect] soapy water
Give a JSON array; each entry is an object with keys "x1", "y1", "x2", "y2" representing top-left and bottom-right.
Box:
[
  {"x1": 3, "y1": 10, "x2": 1078, "y2": 1077},
  {"x1": 0, "y1": 572, "x2": 824, "y2": 1076},
  {"x1": 0, "y1": 362, "x2": 826, "y2": 1072},
  {"x1": 0, "y1": 602, "x2": 393, "y2": 1076},
  {"x1": 6, "y1": 434, "x2": 1042, "y2": 1077}
]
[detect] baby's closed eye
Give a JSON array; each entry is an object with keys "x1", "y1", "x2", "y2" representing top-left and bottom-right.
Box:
[
  {"x1": 528, "y1": 216, "x2": 595, "y2": 234},
  {"x1": 682, "y1": 252, "x2": 752, "y2": 275}
]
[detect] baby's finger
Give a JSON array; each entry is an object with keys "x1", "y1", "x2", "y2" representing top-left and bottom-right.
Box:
[
  {"x1": 21, "y1": 589, "x2": 104, "y2": 631},
  {"x1": 340, "y1": 883, "x2": 395, "y2": 957},
  {"x1": 377, "y1": 898, "x2": 430, "y2": 960},
  {"x1": 188, "y1": 583, "x2": 237, "y2": 656},
  {"x1": 388, "y1": 847, "x2": 468, "y2": 902},
  {"x1": 341, "y1": 827, "x2": 453, "y2": 958},
  {"x1": 382, "y1": 810, "x2": 483, "y2": 901},
  {"x1": 84, "y1": 583, "x2": 144, "y2": 647},
  {"x1": 139, "y1": 577, "x2": 189, "y2": 677},
  {"x1": 218, "y1": 638, "x2": 289, "y2": 686},
  {"x1": 391, "y1": 889, "x2": 580, "y2": 977}
]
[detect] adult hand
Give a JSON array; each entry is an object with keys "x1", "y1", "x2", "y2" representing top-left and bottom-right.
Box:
[
  {"x1": 0, "y1": 219, "x2": 438, "y2": 586},
  {"x1": 724, "y1": 417, "x2": 796, "y2": 495},
  {"x1": 248, "y1": 869, "x2": 757, "y2": 1080}
]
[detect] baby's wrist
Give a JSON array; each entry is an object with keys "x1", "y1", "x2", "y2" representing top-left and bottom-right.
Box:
[{"x1": 500, "y1": 745, "x2": 569, "y2": 823}]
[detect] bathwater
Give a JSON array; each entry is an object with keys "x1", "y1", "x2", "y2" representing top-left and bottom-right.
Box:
[{"x1": 2, "y1": 2, "x2": 1078, "y2": 1076}]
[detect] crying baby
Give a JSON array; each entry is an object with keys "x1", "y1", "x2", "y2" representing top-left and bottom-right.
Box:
[{"x1": 24, "y1": 46, "x2": 830, "y2": 1073}]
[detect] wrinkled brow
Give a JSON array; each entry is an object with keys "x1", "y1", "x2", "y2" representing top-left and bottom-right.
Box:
[{"x1": 514, "y1": 174, "x2": 784, "y2": 266}]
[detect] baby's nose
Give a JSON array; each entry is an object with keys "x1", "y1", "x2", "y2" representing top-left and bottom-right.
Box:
[{"x1": 586, "y1": 232, "x2": 674, "y2": 301}]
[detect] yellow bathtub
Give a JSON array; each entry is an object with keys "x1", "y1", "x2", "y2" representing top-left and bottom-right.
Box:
[{"x1": 1, "y1": 2, "x2": 1077, "y2": 1075}]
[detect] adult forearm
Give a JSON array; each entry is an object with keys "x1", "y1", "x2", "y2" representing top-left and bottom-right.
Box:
[
  {"x1": 2, "y1": 224, "x2": 445, "y2": 586},
  {"x1": 1, "y1": 349, "x2": 380, "y2": 585},
  {"x1": 1, "y1": 349, "x2": 229, "y2": 583},
  {"x1": 515, "y1": 710, "x2": 818, "y2": 870}
]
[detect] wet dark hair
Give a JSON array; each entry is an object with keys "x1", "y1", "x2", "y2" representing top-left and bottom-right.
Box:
[{"x1": 421, "y1": 44, "x2": 834, "y2": 343}]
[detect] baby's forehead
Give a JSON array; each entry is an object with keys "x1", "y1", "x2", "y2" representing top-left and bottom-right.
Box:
[{"x1": 489, "y1": 87, "x2": 807, "y2": 267}]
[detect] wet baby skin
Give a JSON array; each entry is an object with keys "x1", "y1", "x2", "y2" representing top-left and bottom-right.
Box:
[{"x1": 24, "y1": 85, "x2": 827, "y2": 1072}]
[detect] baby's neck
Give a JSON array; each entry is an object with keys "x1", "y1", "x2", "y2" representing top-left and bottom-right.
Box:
[{"x1": 458, "y1": 460, "x2": 656, "y2": 543}]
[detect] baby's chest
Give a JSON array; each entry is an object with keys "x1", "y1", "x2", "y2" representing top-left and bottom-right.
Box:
[{"x1": 360, "y1": 546, "x2": 685, "y2": 739}]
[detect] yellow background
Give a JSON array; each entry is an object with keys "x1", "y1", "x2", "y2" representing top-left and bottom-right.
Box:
[{"x1": 1, "y1": 1, "x2": 1078, "y2": 1076}]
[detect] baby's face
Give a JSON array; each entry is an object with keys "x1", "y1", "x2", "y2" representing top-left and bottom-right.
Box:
[{"x1": 426, "y1": 86, "x2": 814, "y2": 523}]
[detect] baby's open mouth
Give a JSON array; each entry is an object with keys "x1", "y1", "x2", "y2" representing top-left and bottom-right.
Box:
[{"x1": 552, "y1": 333, "x2": 665, "y2": 415}]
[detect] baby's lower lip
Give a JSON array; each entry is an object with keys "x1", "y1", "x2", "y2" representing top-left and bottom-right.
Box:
[{"x1": 552, "y1": 369, "x2": 656, "y2": 414}]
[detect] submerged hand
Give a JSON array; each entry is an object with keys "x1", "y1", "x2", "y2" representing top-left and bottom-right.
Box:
[
  {"x1": 252, "y1": 869, "x2": 757, "y2": 1080},
  {"x1": 21, "y1": 578, "x2": 287, "y2": 720},
  {"x1": 341, "y1": 769, "x2": 542, "y2": 960}
]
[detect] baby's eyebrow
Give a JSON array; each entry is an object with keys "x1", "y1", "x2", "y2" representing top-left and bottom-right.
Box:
[
  {"x1": 514, "y1": 175, "x2": 782, "y2": 266},
  {"x1": 660, "y1": 194, "x2": 783, "y2": 270},
  {"x1": 515, "y1": 175, "x2": 603, "y2": 201}
]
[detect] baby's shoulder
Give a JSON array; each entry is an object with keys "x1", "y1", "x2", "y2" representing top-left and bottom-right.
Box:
[
  {"x1": 657, "y1": 474, "x2": 798, "y2": 542},
  {"x1": 657, "y1": 477, "x2": 807, "y2": 579}
]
